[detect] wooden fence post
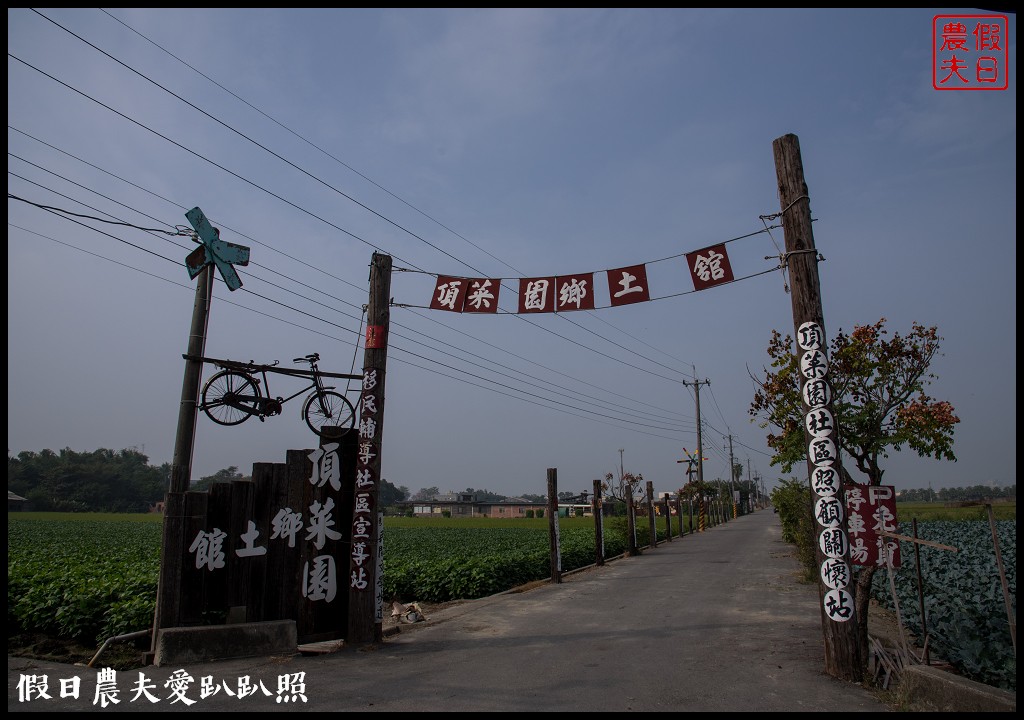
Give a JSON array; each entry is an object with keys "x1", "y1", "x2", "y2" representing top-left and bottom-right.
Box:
[
  {"x1": 625, "y1": 487, "x2": 639, "y2": 556},
  {"x1": 547, "y1": 469, "x2": 561, "y2": 583},
  {"x1": 663, "y1": 495, "x2": 672, "y2": 542},
  {"x1": 593, "y1": 478, "x2": 604, "y2": 566},
  {"x1": 646, "y1": 480, "x2": 657, "y2": 548}
]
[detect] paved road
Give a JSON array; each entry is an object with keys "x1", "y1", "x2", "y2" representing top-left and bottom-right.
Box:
[{"x1": 9, "y1": 509, "x2": 890, "y2": 712}]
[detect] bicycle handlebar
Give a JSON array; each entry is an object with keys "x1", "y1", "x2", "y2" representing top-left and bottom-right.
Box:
[{"x1": 293, "y1": 353, "x2": 320, "y2": 364}]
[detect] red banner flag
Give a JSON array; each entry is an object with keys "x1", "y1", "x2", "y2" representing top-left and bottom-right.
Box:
[
  {"x1": 430, "y1": 276, "x2": 468, "y2": 312},
  {"x1": 555, "y1": 273, "x2": 595, "y2": 311},
  {"x1": 518, "y1": 277, "x2": 556, "y2": 313},
  {"x1": 462, "y1": 278, "x2": 501, "y2": 313},
  {"x1": 686, "y1": 244, "x2": 734, "y2": 290},
  {"x1": 606, "y1": 264, "x2": 651, "y2": 307}
]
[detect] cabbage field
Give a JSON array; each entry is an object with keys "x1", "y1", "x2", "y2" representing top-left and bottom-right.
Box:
[{"x1": 869, "y1": 518, "x2": 1016, "y2": 691}]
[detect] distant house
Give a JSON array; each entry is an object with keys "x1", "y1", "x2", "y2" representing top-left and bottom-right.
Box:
[
  {"x1": 399, "y1": 492, "x2": 546, "y2": 518},
  {"x1": 8, "y1": 491, "x2": 28, "y2": 512}
]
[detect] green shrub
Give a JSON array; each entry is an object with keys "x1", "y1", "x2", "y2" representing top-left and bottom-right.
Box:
[{"x1": 770, "y1": 477, "x2": 816, "y2": 580}]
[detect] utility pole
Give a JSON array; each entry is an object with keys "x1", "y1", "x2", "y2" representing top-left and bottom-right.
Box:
[
  {"x1": 727, "y1": 434, "x2": 736, "y2": 518},
  {"x1": 774, "y1": 133, "x2": 860, "y2": 680},
  {"x1": 347, "y1": 252, "x2": 392, "y2": 644},
  {"x1": 618, "y1": 448, "x2": 625, "y2": 483},
  {"x1": 749, "y1": 458, "x2": 757, "y2": 510},
  {"x1": 152, "y1": 264, "x2": 213, "y2": 651},
  {"x1": 681, "y1": 377, "x2": 710, "y2": 487}
]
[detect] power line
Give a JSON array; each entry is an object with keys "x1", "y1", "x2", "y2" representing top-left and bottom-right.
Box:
[
  {"x1": 7, "y1": 196, "x2": 696, "y2": 433},
  {"x1": 8, "y1": 193, "x2": 190, "y2": 236},
  {"x1": 97, "y1": 7, "x2": 527, "y2": 278},
  {"x1": 96, "y1": 6, "x2": 713, "y2": 379},
  {"x1": 9, "y1": 173, "x2": 699, "y2": 430},
  {"x1": 9, "y1": 56, "x2": 707, "y2": 388},
  {"x1": 46, "y1": 9, "x2": 711, "y2": 380}
]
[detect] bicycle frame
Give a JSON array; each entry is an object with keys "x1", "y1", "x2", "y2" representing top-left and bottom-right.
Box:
[{"x1": 249, "y1": 365, "x2": 334, "y2": 417}]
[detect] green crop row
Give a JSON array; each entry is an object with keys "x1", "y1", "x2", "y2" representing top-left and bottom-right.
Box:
[{"x1": 7, "y1": 514, "x2": 632, "y2": 645}]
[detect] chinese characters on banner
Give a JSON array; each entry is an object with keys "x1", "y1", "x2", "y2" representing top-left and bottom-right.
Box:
[
  {"x1": 933, "y1": 15, "x2": 1009, "y2": 90},
  {"x1": 607, "y1": 264, "x2": 651, "y2": 306},
  {"x1": 797, "y1": 321, "x2": 855, "y2": 624},
  {"x1": 351, "y1": 367, "x2": 383, "y2": 602},
  {"x1": 429, "y1": 243, "x2": 735, "y2": 313},
  {"x1": 844, "y1": 484, "x2": 901, "y2": 568},
  {"x1": 685, "y1": 244, "x2": 735, "y2": 291}
]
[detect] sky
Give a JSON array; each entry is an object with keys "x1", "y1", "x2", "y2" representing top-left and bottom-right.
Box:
[{"x1": 7, "y1": 8, "x2": 1016, "y2": 501}]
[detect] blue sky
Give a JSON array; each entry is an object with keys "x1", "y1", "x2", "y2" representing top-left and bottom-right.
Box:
[{"x1": 7, "y1": 8, "x2": 1016, "y2": 499}]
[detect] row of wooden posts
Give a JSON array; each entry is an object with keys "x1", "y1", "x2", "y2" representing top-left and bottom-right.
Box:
[{"x1": 542, "y1": 468, "x2": 755, "y2": 583}]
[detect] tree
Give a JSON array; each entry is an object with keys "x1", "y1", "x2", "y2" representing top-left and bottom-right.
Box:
[
  {"x1": 603, "y1": 471, "x2": 643, "y2": 503},
  {"x1": 749, "y1": 318, "x2": 959, "y2": 670},
  {"x1": 411, "y1": 486, "x2": 440, "y2": 501},
  {"x1": 379, "y1": 479, "x2": 409, "y2": 508},
  {"x1": 8, "y1": 447, "x2": 166, "y2": 512},
  {"x1": 466, "y1": 487, "x2": 508, "y2": 502},
  {"x1": 191, "y1": 466, "x2": 244, "y2": 492}
]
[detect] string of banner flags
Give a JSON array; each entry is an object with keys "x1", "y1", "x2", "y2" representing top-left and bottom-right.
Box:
[{"x1": 398, "y1": 223, "x2": 786, "y2": 314}]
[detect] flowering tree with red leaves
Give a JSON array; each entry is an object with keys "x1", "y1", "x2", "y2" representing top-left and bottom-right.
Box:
[
  {"x1": 750, "y1": 318, "x2": 959, "y2": 486},
  {"x1": 749, "y1": 318, "x2": 960, "y2": 670}
]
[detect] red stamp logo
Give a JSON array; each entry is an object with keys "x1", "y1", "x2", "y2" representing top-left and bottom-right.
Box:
[{"x1": 933, "y1": 15, "x2": 1009, "y2": 90}]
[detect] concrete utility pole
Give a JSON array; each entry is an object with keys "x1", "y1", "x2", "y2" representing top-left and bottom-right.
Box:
[
  {"x1": 727, "y1": 434, "x2": 736, "y2": 518},
  {"x1": 681, "y1": 377, "x2": 710, "y2": 485},
  {"x1": 749, "y1": 458, "x2": 757, "y2": 510},
  {"x1": 774, "y1": 132, "x2": 861, "y2": 680},
  {"x1": 152, "y1": 264, "x2": 213, "y2": 650}
]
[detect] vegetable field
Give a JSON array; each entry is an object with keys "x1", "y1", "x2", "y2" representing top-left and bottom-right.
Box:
[
  {"x1": 870, "y1": 519, "x2": 1016, "y2": 691},
  {"x1": 7, "y1": 514, "x2": 630, "y2": 647},
  {"x1": 8, "y1": 511, "x2": 1015, "y2": 692}
]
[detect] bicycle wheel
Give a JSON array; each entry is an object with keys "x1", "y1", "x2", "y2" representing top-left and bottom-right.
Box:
[
  {"x1": 201, "y1": 370, "x2": 262, "y2": 426},
  {"x1": 303, "y1": 390, "x2": 357, "y2": 436}
]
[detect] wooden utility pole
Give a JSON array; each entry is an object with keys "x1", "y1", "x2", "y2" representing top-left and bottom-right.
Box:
[
  {"x1": 774, "y1": 133, "x2": 861, "y2": 680},
  {"x1": 152, "y1": 264, "x2": 213, "y2": 650},
  {"x1": 347, "y1": 252, "x2": 392, "y2": 644}
]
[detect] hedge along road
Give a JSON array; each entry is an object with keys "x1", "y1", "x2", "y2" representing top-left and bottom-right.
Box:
[{"x1": 8, "y1": 509, "x2": 889, "y2": 712}]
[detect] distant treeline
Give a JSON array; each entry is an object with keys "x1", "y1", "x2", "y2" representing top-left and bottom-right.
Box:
[
  {"x1": 8, "y1": 447, "x2": 409, "y2": 513},
  {"x1": 898, "y1": 484, "x2": 1015, "y2": 502},
  {"x1": 8, "y1": 448, "x2": 167, "y2": 513}
]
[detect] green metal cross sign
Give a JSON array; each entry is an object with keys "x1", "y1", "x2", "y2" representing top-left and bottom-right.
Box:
[{"x1": 184, "y1": 206, "x2": 250, "y2": 291}]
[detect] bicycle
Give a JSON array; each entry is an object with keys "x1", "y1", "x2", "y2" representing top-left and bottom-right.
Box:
[{"x1": 199, "y1": 353, "x2": 357, "y2": 437}]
